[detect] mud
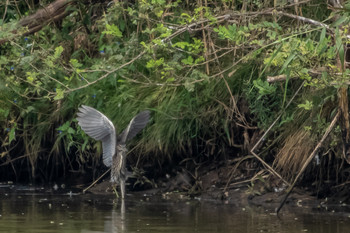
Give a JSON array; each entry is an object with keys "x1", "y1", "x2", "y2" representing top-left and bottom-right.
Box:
[{"x1": 83, "y1": 165, "x2": 350, "y2": 215}]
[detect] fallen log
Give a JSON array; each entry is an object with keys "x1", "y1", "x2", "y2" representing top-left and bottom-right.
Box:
[{"x1": 0, "y1": 0, "x2": 74, "y2": 45}]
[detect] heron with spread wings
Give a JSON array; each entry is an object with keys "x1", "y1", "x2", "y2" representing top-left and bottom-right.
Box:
[{"x1": 77, "y1": 105, "x2": 150, "y2": 198}]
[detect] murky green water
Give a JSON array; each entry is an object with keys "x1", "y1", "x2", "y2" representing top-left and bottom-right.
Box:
[{"x1": 1, "y1": 187, "x2": 350, "y2": 233}]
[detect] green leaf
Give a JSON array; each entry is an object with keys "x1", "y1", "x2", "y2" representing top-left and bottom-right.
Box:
[
  {"x1": 335, "y1": 28, "x2": 345, "y2": 70},
  {"x1": 166, "y1": 77, "x2": 175, "y2": 82},
  {"x1": 319, "y1": 27, "x2": 326, "y2": 45},
  {"x1": 57, "y1": 122, "x2": 70, "y2": 131},
  {"x1": 317, "y1": 27, "x2": 328, "y2": 56},
  {"x1": 194, "y1": 56, "x2": 205, "y2": 64},
  {"x1": 26, "y1": 106, "x2": 35, "y2": 113},
  {"x1": 260, "y1": 44, "x2": 282, "y2": 78},
  {"x1": 54, "y1": 46, "x2": 64, "y2": 59},
  {"x1": 82, "y1": 139, "x2": 88, "y2": 151},
  {"x1": 339, "y1": 45, "x2": 345, "y2": 70},
  {"x1": 9, "y1": 125, "x2": 16, "y2": 144},
  {"x1": 332, "y1": 16, "x2": 348, "y2": 27},
  {"x1": 67, "y1": 127, "x2": 76, "y2": 134},
  {"x1": 173, "y1": 42, "x2": 190, "y2": 49},
  {"x1": 156, "y1": 9, "x2": 164, "y2": 18},
  {"x1": 26, "y1": 72, "x2": 36, "y2": 83},
  {"x1": 0, "y1": 55, "x2": 8, "y2": 65},
  {"x1": 140, "y1": 41, "x2": 152, "y2": 53},
  {"x1": 180, "y1": 13, "x2": 193, "y2": 23},
  {"x1": 54, "y1": 88, "x2": 64, "y2": 100},
  {"x1": 146, "y1": 58, "x2": 164, "y2": 69},
  {"x1": 70, "y1": 59, "x2": 82, "y2": 68},
  {"x1": 280, "y1": 52, "x2": 296, "y2": 74},
  {"x1": 0, "y1": 108, "x2": 9, "y2": 118}
]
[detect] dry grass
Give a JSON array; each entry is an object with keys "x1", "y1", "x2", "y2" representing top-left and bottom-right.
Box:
[{"x1": 273, "y1": 129, "x2": 315, "y2": 181}]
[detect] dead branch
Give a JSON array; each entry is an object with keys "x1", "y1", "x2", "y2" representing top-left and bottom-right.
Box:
[
  {"x1": 267, "y1": 74, "x2": 289, "y2": 83},
  {"x1": 82, "y1": 168, "x2": 110, "y2": 193},
  {"x1": 277, "y1": 11, "x2": 330, "y2": 30},
  {"x1": 0, "y1": 0, "x2": 74, "y2": 45},
  {"x1": 19, "y1": 0, "x2": 73, "y2": 34},
  {"x1": 277, "y1": 11, "x2": 350, "y2": 40}
]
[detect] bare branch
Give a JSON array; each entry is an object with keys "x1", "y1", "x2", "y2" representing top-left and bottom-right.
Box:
[{"x1": 278, "y1": 11, "x2": 330, "y2": 30}]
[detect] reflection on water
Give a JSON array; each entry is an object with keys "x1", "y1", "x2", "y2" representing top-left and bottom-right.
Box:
[{"x1": 1, "y1": 188, "x2": 350, "y2": 233}]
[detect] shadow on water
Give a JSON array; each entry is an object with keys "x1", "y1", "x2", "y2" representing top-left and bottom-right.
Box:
[{"x1": 1, "y1": 186, "x2": 350, "y2": 233}]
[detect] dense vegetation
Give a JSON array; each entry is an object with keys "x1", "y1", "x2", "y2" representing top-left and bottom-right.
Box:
[{"x1": 1, "y1": 0, "x2": 350, "y2": 196}]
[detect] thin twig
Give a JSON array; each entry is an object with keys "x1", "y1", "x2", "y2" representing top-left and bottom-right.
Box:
[
  {"x1": 251, "y1": 150, "x2": 290, "y2": 186},
  {"x1": 2, "y1": 0, "x2": 9, "y2": 23},
  {"x1": 0, "y1": 151, "x2": 41, "y2": 167},
  {"x1": 82, "y1": 168, "x2": 111, "y2": 193},
  {"x1": 223, "y1": 155, "x2": 254, "y2": 191},
  {"x1": 228, "y1": 175, "x2": 269, "y2": 188}
]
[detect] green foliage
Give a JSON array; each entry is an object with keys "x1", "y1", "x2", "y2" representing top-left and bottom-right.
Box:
[
  {"x1": 253, "y1": 79, "x2": 276, "y2": 96},
  {"x1": 103, "y1": 23, "x2": 123, "y2": 38},
  {"x1": 298, "y1": 100, "x2": 313, "y2": 110},
  {"x1": 0, "y1": 0, "x2": 345, "y2": 182},
  {"x1": 214, "y1": 24, "x2": 251, "y2": 44}
]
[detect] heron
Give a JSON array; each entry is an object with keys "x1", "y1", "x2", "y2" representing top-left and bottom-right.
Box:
[{"x1": 77, "y1": 105, "x2": 150, "y2": 198}]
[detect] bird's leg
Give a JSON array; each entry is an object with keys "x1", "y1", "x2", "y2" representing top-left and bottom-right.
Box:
[
  {"x1": 116, "y1": 144, "x2": 127, "y2": 199},
  {"x1": 120, "y1": 177, "x2": 125, "y2": 199},
  {"x1": 112, "y1": 185, "x2": 119, "y2": 198}
]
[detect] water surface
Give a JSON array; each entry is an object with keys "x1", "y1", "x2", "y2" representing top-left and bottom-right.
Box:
[{"x1": 1, "y1": 187, "x2": 350, "y2": 233}]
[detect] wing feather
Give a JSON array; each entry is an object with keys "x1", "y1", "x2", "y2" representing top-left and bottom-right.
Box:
[
  {"x1": 77, "y1": 105, "x2": 116, "y2": 167},
  {"x1": 118, "y1": 110, "x2": 150, "y2": 144}
]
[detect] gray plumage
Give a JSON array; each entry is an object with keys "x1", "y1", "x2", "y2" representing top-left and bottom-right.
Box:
[{"x1": 77, "y1": 105, "x2": 150, "y2": 198}]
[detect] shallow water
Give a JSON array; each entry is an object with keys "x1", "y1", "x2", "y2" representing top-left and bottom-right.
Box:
[{"x1": 1, "y1": 187, "x2": 350, "y2": 233}]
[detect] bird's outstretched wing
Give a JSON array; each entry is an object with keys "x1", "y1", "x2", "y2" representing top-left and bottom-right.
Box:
[
  {"x1": 77, "y1": 105, "x2": 116, "y2": 167},
  {"x1": 118, "y1": 110, "x2": 150, "y2": 144}
]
